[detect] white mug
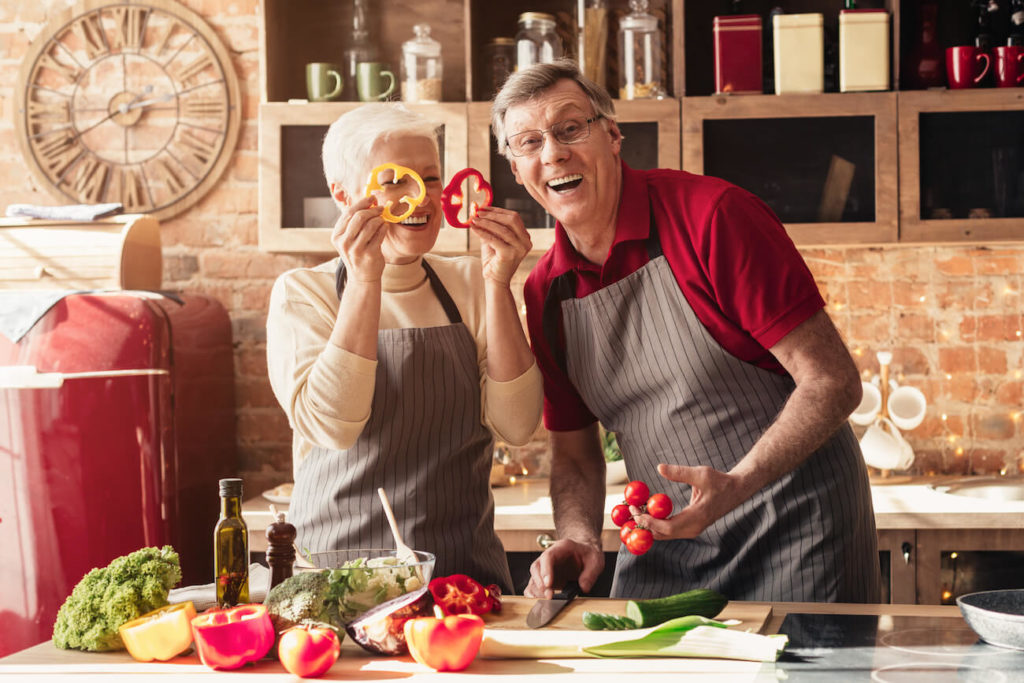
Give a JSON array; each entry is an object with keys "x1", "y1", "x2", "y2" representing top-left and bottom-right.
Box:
[
  {"x1": 850, "y1": 381, "x2": 882, "y2": 426},
  {"x1": 887, "y1": 385, "x2": 927, "y2": 431},
  {"x1": 859, "y1": 416, "x2": 914, "y2": 471}
]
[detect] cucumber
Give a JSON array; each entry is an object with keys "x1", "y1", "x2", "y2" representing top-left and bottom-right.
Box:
[
  {"x1": 624, "y1": 588, "x2": 728, "y2": 628},
  {"x1": 581, "y1": 611, "x2": 638, "y2": 630}
]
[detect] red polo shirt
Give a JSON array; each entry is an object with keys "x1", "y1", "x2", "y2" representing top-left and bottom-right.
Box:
[{"x1": 523, "y1": 162, "x2": 825, "y2": 432}]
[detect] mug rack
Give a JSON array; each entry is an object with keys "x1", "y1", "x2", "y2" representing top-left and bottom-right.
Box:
[{"x1": 852, "y1": 350, "x2": 928, "y2": 475}]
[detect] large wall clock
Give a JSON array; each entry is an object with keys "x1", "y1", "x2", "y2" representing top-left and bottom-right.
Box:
[{"x1": 15, "y1": 0, "x2": 241, "y2": 220}]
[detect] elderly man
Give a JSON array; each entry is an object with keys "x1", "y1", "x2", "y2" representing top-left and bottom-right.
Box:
[{"x1": 492, "y1": 59, "x2": 880, "y2": 602}]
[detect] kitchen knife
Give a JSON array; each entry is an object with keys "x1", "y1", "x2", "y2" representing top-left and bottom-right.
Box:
[{"x1": 526, "y1": 581, "x2": 581, "y2": 628}]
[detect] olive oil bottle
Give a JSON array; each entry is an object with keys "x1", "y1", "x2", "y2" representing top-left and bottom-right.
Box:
[{"x1": 214, "y1": 478, "x2": 249, "y2": 607}]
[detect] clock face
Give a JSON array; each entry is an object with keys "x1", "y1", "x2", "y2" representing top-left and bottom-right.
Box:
[{"x1": 16, "y1": 0, "x2": 241, "y2": 220}]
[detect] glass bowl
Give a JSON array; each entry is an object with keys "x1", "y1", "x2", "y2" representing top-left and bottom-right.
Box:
[{"x1": 297, "y1": 548, "x2": 435, "y2": 622}]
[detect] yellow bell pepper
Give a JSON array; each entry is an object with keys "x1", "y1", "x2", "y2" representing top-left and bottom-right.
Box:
[{"x1": 118, "y1": 601, "x2": 196, "y2": 662}]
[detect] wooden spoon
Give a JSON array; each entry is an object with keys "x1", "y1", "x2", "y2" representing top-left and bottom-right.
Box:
[{"x1": 377, "y1": 487, "x2": 418, "y2": 565}]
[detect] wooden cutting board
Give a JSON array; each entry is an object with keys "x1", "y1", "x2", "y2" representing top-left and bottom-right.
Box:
[{"x1": 487, "y1": 596, "x2": 772, "y2": 632}]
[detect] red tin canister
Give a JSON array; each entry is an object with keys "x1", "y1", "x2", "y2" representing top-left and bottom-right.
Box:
[{"x1": 713, "y1": 14, "x2": 763, "y2": 94}]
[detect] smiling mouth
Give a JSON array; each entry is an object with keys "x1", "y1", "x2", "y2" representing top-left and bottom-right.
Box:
[
  {"x1": 400, "y1": 214, "x2": 428, "y2": 226},
  {"x1": 547, "y1": 174, "x2": 583, "y2": 192}
]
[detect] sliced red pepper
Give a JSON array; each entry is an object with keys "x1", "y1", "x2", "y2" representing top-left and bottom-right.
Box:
[
  {"x1": 428, "y1": 574, "x2": 494, "y2": 616},
  {"x1": 484, "y1": 583, "x2": 502, "y2": 614},
  {"x1": 440, "y1": 167, "x2": 493, "y2": 228},
  {"x1": 190, "y1": 603, "x2": 274, "y2": 670}
]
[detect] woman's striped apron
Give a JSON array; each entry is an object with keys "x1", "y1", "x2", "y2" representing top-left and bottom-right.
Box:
[{"x1": 290, "y1": 259, "x2": 513, "y2": 592}]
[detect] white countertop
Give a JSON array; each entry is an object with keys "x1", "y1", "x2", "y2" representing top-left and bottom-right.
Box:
[{"x1": 243, "y1": 475, "x2": 1024, "y2": 553}]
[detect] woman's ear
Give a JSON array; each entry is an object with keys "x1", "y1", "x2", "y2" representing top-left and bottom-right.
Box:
[{"x1": 330, "y1": 182, "x2": 351, "y2": 205}]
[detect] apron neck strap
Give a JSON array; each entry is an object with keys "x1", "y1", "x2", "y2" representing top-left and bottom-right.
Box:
[{"x1": 335, "y1": 258, "x2": 463, "y2": 325}]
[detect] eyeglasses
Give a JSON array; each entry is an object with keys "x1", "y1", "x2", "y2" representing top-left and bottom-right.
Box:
[{"x1": 505, "y1": 116, "x2": 603, "y2": 157}]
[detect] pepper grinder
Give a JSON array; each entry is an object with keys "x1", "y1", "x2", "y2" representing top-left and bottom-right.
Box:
[{"x1": 265, "y1": 507, "x2": 296, "y2": 591}]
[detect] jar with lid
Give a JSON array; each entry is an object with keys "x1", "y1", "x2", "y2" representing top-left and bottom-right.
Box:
[
  {"x1": 618, "y1": 0, "x2": 664, "y2": 99},
  {"x1": 401, "y1": 23, "x2": 442, "y2": 103},
  {"x1": 483, "y1": 37, "x2": 515, "y2": 98},
  {"x1": 515, "y1": 12, "x2": 562, "y2": 71}
]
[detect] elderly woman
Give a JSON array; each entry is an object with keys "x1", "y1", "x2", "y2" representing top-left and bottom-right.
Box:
[{"x1": 266, "y1": 103, "x2": 542, "y2": 591}]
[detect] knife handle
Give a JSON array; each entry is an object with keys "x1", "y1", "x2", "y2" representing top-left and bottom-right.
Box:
[{"x1": 555, "y1": 580, "x2": 581, "y2": 600}]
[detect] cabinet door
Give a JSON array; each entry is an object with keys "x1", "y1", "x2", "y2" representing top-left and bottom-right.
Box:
[
  {"x1": 916, "y1": 529, "x2": 1024, "y2": 605},
  {"x1": 682, "y1": 92, "x2": 898, "y2": 245},
  {"x1": 469, "y1": 99, "x2": 680, "y2": 254},
  {"x1": 259, "y1": 102, "x2": 469, "y2": 254},
  {"x1": 877, "y1": 529, "x2": 917, "y2": 604},
  {"x1": 898, "y1": 90, "x2": 1024, "y2": 243}
]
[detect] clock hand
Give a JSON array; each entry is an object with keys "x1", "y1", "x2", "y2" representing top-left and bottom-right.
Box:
[
  {"x1": 120, "y1": 91, "x2": 177, "y2": 112},
  {"x1": 76, "y1": 85, "x2": 154, "y2": 136}
]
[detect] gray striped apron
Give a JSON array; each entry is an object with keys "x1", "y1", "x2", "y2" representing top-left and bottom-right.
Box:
[
  {"x1": 289, "y1": 259, "x2": 513, "y2": 592},
  {"x1": 543, "y1": 219, "x2": 880, "y2": 602}
]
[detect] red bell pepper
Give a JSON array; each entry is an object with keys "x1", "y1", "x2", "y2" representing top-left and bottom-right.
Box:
[
  {"x1": 428, "y1": 574, "x2": 497, "y2": 616},
  {"x1": 441, "y1": 167, "x2": 493, "y2": 228},
  {"x1": 190, "y1": 603, "x2": 275, "y2": 670},
  {"x1": 403, "y1": 614, "x2": 484, "y2": 672}
]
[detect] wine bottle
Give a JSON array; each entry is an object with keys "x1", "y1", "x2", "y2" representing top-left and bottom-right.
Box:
[
  {"x1": 214, "y1": 478, "x2": 249, "y2": 608},
  {"x1": 1009, "y1": 0, "x2": 1024, "y2": 46}
]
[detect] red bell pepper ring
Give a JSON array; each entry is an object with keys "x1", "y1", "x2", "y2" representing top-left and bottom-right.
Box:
[
  {"x1": 441, "y1": 167, "x2": 493, "y2": 228},
  {"x1": 403, "y1": 613, "x2": 484, "y2": 672},
  {"x1": 190, "y1": 603, "x2": 275, "y2": 670},
  {"x1": 365, "y1": 162, "x2": 426, "y2": 223},
  {"x1": 428, "y1": 574, "x2": 496, "y2": 616}
]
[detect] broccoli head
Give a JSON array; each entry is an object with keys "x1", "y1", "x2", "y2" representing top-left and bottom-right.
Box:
[
  {"x1": 52, "y1": 545, "x2": 182, "y2": 651},
  {"x1": 265, "y1": 570, "x2": 341, "y2": 634}
]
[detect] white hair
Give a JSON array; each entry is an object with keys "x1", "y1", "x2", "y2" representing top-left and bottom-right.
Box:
[{"x1": 322, "y1": 103, "x2": 440, "y2": 202}]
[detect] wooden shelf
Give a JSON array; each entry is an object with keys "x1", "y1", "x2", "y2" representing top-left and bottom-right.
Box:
[
  {"x1": 682, "y1": 92, "x2": 899, "y2": 245},
  {"x1": 258, "y1": 102, "x2": 469, "y2": 255},
  {"x1": 898, "y1": 88, "x2": 1024, "y2": 244}
]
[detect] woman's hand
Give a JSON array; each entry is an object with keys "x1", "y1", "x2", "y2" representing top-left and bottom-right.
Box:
[
  {"x1": 332, "y1": 196, "x2": 387, "y2": 283},
  {"x1": 469, "y1": 206, "x2": 532, "y2": 286}
]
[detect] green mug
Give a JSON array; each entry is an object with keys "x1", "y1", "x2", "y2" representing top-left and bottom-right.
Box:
[
  {"x1": 306, "y1": 62, "x2": 344, "y2": 101},
  {"x1": 357, "y1": 62, "x2": 396, "y2": 101}
]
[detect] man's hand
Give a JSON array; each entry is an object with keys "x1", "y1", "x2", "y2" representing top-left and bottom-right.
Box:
[
  {"x1": 331, "y1": 196, "x2": 387, "y2": 283},
  {"x1": 524, "y1": 538, "x2": 604, "y2": 599},
  {"x1": 629, "y1": 463, "x2": 745, "y2": 540}
]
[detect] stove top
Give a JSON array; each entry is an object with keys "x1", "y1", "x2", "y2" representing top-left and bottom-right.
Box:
[{"x1": 776, "y1": 613, "x2": 1024, "y2": 682}]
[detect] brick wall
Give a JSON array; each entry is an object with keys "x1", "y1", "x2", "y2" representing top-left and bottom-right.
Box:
[{"x1": 2, "y1": 1, "x2": 1021, "y2": 494}]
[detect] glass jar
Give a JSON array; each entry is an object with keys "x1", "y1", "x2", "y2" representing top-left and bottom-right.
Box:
[
  {"x1": 578, "y1": 0, "x2": 608, "y2": 88},
  {"x1": 483, "y1": 37, "x2": 515, "y2": 98},
  {"x1": 401, "y1": 23, "x2": 442, "y2": 103},
  {"x1": 618, "y1": 0, "x2": 664, "y2": 99},
  {"x1": 515, "y1": 12, "x2": 562, "y2": 71}
]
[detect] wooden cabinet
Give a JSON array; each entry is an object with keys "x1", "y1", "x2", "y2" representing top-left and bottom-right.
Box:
[
  {"x1": 257, "y1": 0, "x2": 1024, "y2": 254},
  {"x1": 258, "y1": 102, "x2": 469, "y2": 255}
]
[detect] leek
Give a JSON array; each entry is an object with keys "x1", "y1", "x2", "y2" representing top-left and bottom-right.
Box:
[{"x1": 582, "y1": 616, "x2": 788, "y2": 662}]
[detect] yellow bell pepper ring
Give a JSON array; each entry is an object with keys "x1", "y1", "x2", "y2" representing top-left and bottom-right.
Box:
[
  {"x1": 365, "y1": 162, "x2": 427, "y2": 223},
  {"x1": 118, "y1": 600, "x2": 197, "y2": 662}
]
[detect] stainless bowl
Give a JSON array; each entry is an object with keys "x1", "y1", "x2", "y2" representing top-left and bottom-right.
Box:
[{"x1": 957, "y1": 589, "x2": 1024, "y2": 650}]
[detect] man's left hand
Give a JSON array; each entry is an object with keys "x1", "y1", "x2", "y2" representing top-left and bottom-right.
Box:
[{"x1": 629, "y1": 463, "x2": 748, "y2": 540}]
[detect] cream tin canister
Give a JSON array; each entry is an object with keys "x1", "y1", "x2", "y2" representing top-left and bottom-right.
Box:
[
  {"x1": 839, "y1": 9, "x2": 890, "y2": 92},
  {"x1": 773, "y1": 13, "x2": 824, "y2": 94}
]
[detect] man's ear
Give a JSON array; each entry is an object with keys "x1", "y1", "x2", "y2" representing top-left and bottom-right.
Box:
[
  {"x1": 330, "y1": 182, "x2": 351, "y2": 205},
  {"x1": 606, "y1": 121, "x2": 623, "y2": 156}
]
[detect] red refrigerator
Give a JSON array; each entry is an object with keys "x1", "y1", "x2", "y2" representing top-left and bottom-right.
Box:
[{"x1": 0, "y1": 291, "x2": 237, "y2": 656}]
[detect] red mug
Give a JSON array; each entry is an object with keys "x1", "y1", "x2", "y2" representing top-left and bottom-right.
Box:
[
  {"x1": 994, "y1": 45, "x2": 1024, "y2": 87},
  {"x1": 945, "y1": 46, "x2": 991, "y2": 88}
]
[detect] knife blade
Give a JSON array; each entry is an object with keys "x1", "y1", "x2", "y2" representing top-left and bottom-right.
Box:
[{"x1": 526, "y1": 581, "x2": 581, "y2": 628}]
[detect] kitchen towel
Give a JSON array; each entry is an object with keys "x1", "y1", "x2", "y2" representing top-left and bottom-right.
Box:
[{"x1": 168, "y1": 563, "x2": 270, "y2": 611}]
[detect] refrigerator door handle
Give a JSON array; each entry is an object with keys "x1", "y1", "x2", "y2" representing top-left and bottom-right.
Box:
[{"x1": 0, "y1": 365, "x2": 169, "y2": 389}]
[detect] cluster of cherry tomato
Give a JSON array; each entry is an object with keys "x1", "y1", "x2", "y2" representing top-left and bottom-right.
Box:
[{"x1": 610, "y1": 480, "x2": 673, "y2": 556}]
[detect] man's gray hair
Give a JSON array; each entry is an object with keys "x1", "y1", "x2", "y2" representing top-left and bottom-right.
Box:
[
  {"x1": 491, "y1": 58, "x2": 617, "y2": 159},
  {"x1": 322, "y1": 102, "x2": 440, "y2": 203}
]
